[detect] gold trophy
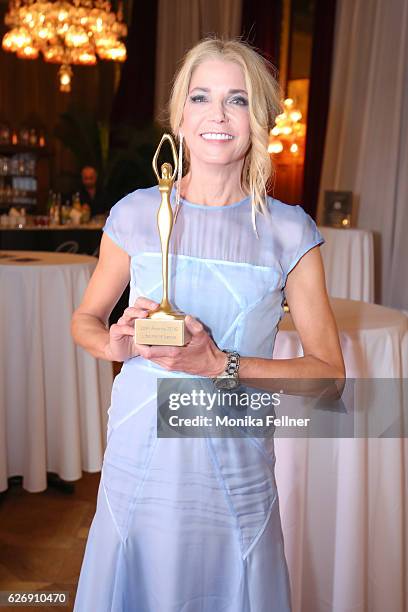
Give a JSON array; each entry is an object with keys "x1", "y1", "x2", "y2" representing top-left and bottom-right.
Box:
[{"x1": 135, "y1": 134, "x2": 191, "y2": 346}]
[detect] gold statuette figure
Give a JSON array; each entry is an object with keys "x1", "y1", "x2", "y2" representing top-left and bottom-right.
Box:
[{"x1": 135, "y1": 134, "x2": 190, "y2": 346}]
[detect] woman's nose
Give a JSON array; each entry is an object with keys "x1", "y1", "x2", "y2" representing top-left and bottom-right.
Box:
[{"x1": 210, "y1": 101, "x2": 227, "y2": 123}]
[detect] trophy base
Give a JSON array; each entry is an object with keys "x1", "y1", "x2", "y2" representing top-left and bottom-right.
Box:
[{"x1": 135, "y1": 316, "x2": 190, "y2": 346}]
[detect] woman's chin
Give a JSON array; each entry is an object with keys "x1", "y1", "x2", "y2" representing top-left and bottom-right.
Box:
[{"x1": 191, "y1": 153, "x2": 242, "y2": 168}]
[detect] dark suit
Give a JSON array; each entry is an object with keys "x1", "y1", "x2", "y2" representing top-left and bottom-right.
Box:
[{"x1": 78, "y1": 185, "x2": 107, "y2": 216}]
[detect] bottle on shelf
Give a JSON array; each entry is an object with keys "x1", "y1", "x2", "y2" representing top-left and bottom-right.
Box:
[
  {"x1": 18, "y1": 207, "x2": 26, "y2": 228},
  {"x1": 19, "y1": 127, "x2": 30, "y2": 146},
  {"x1": 0, "y1": 123, "x2": 11, "y2": 145},
  {"x1": 29, "y1": 128, "x2": 37, "y2": 147},
  {"x1": 61, "y1": 199, "x2": 72, "y2": 225},
  {"x1": 47, "y1": 190, "x2": 55, "y2": 223},
  {"x1": 72, "y1": 191, "x2": 81, "y2": 207},
  {"x1": 81, "y1": 203, "x2": 91, "y2": 223},
  {"x1": 54, "y1": 192, "x2": 61, "y2": 225},
  {"x1": 70, "y1": 191, "x2": 83, "y2": 225}
]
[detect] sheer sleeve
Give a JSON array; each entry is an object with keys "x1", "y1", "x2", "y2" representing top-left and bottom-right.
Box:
[
  {"x1": 283, "y1": 205, "x2": 325, "y2": 284},
  {"x1": 102, "y1": 192, "x2": 136, "y2": 255}
]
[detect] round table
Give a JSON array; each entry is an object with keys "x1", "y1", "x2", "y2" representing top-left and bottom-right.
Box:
[
  {"x1": 0, "y1": 250, "x2": 113, "y2": 493},
  {"x1": 273, "y1": 298, "x2": 408, "y2": 612},
  {"x1": 318, "y1": 226, "x2": 375, "y2": 302}
]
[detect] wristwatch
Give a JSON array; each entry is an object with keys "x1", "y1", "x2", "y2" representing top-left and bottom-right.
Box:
[{"x1": 213, "y1": 350, "x2": 241, "y2": 390}]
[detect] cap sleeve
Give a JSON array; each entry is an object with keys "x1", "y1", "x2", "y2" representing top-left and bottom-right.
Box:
[
  {"x1": 283, "y1": 205, "x2": 325, "y2": 284},
  {"x1": 102, "y1": 192, "x2": 135, "y2": 255}
]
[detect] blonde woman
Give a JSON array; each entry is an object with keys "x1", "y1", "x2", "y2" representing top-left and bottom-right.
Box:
[{"x1": 72, "y1": 38, "x2": 344, "y2": 612}]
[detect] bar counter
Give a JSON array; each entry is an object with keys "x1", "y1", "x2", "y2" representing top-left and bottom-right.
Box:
[{"x1": 0, "y1": 223, "x2": 104, "y2": 256}]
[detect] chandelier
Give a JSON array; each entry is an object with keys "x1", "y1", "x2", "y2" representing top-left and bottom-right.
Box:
[
  {"x1": 268, "y1": 98, "x2": 305, "y2": 156},
  {"x1": 2, "y1": 0, "x2": 127, "y2": 92}
]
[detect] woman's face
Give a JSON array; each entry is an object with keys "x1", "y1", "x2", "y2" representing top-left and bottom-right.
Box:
[{"x1": 181, "y1": 59, "x2": 251, "y2": 169}]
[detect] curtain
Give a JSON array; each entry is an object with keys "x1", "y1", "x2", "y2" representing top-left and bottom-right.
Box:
[
  {"x1": 302, "y1": 0, "x2": 337, "y2": 218},
  {"x1": 110, "y1": 1, "x2": 158, "y2": 127},
  {"x1": 154, "y1": 0, "x2": 243, "y2": 123},
  {"x1": 318, "y1": 0, "x2": 408, "y2": 309},
  {"x1": 241, "y1": 0, "x2": 282, "y2": 68}
]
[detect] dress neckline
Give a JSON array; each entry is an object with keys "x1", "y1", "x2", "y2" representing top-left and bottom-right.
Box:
[{"x1": 177, "y1": 194, "x2": 251, "y2": 210}]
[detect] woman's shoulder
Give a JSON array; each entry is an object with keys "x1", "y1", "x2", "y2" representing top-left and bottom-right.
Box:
[
  {"x1": 265, "y1": 196, "x2": 320, "y2": 238},
  {"x1": 267, "y1": 196, "x2": 310, "y2": 222},
  {"x1": 264, "y1": 196, "x2": 324, "y2": 279},
  {"x1": 102, "y1": 186, "x2": 159, "y2": 254},
  {"x1": 107, "y1": 185, "x2": 158, "y2": 216}
]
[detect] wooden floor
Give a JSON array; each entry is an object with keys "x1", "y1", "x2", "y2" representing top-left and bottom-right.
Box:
[
  {"x1": 0, "y1": 361, "x2": 121, "y2": 611},
  {"x1": 0, "y1": 472, "x2": 101, "y2": 611}
]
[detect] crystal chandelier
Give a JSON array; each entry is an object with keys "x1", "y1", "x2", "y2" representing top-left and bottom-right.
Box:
[
  {"x1": 2, "y1": 0, "x2": 127, "y2": 92},
  {"x1": 268, "y1": 98, "x2": 305, "y2": 156}
]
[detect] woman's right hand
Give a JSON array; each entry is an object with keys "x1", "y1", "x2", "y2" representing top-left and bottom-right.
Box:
[{"x1": 106, "y1": 297, "x2": 159, "y2": 362}]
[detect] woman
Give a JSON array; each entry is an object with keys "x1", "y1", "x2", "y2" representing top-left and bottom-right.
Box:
[{"x1": 72, "y1": 38, "x2": 345, "y2": 612}]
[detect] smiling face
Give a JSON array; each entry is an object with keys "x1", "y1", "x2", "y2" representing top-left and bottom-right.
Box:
[{"x1": 180, "y1": 59, "x2": 251, "y2": 170}]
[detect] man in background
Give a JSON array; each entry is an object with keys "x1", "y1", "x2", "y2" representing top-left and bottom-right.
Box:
[{"x1": 78, "y1": 166, "x2": 107, "y2": 216}]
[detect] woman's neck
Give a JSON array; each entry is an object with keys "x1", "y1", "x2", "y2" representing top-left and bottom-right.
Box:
[{"x1": 180, "y1": 163, "x2": 247, "y2": 207}]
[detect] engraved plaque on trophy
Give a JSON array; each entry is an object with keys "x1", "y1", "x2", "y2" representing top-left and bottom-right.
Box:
[{"x1": 134, "y1": 134, "x2": 190, "y2": 346}]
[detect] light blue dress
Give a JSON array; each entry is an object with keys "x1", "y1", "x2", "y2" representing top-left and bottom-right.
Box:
[{"x1": 73, "y1": 186, "x2": 324, "y2": 612}]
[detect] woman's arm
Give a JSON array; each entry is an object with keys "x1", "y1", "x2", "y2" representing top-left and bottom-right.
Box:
[
  {"x1": 72, "y1": 232, "x2": 161, "y2": 362},
  {"x1": 239, "y1": 246, "x2": 346, "y2": 380},
  {"x1": 71, "y1": 232, "x2": 131, "y2": 360}
]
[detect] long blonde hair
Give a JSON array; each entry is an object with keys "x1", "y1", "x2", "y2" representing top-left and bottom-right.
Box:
[{"x1": 168, "y1": 37, "x2": 283, "y2": 231}]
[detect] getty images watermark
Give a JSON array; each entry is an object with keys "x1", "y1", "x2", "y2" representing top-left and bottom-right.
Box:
[
  {"x1": 157, "y1": 378, "x2": 408, "y2": 438},
  {"x1": 165, "y1": 387, "x2": 310, "y2": 429}
]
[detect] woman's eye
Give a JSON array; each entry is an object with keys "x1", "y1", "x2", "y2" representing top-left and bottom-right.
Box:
[
  {"x1": 190, "y1": 94, "x2": 207, "y2": 103},
  {"x1": 229, "y1": 96, "x2": 248, "y2": 106}
]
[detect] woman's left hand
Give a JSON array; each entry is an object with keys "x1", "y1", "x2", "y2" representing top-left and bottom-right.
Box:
[{"x1": 135, "y1": 315, "x2": 227, "y2": 377}]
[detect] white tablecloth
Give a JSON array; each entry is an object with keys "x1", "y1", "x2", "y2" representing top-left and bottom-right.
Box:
[
  {"x1": 0, "y1": 250, "x2": 113, "y2": 493},
  {"x1": 318, "y1": 226, "x2": 375, "y2": 302},
  {"x1": 274, "y1": 298, "x2": 408, "y2": 612}
]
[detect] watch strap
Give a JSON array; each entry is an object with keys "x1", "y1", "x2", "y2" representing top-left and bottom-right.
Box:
[{"x1": 222, "y1": 350, "x2": 240, "y2": 377}]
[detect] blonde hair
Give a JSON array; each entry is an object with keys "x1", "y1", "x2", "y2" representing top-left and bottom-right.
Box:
[{"x1": 168, "y1": 37, "x2": 283, "y2": 231}]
